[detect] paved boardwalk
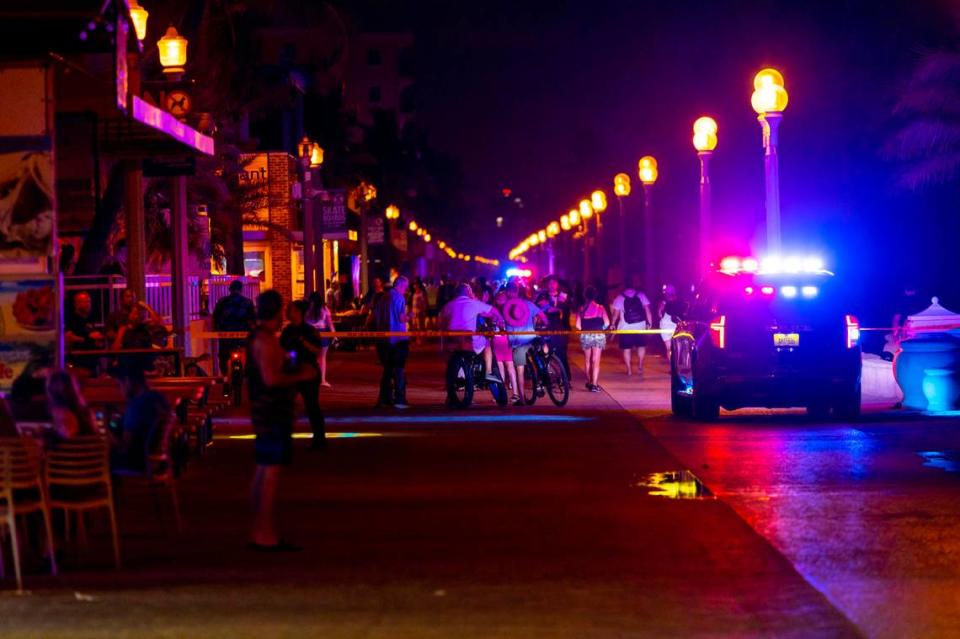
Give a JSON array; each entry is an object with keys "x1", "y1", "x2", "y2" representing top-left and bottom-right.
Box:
[{"x1": 0, "y1": 346, "x2": 858, "y2": 638}]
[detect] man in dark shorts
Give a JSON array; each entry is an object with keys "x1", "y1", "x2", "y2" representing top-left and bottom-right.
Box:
[
  {"x1": 611, "y1": 275, "x2": 653, "y2": 378},
  {"x1": 246, "y1": 290, "x2": 316, "y2": 551}
]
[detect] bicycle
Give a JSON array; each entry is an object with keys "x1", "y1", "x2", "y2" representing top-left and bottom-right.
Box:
[
  {"x1": 445, "y1": 349, "x2": 509, "y2": 409},
  {"x1": 520, "y1": 337, "x2": 570, "y2": 407}
]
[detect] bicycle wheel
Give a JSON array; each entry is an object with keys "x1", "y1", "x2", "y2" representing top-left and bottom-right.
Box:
[
  {"x1": 522, "y1": 355, "x2": 539, "y2": 405},
  {"x1": 544, "y1": 355, "x2": 570, "y2": 407},
  {"x1": 446, "y1": 353, "x2": 474, "y2": 409}
]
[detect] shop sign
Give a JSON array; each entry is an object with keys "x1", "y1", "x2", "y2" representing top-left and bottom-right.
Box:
[
  {"x1": 367, "y1": 217, "x2": 385, "y2": 245},
  {"x1": 316, "y1": 189, "x2": 349, "y2": 239}
]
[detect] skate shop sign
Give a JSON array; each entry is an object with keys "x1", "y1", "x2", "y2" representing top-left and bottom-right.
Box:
[{"x1": 316, "y1": 189, "x2": 349, "y2": 239}]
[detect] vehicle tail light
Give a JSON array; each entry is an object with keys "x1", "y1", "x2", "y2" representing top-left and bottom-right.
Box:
[
  {"x1": 845, "y1": 315, "x2": 860, "y2": 348},
  {"x1": 709, "y1": 315, "x2": 726, "y2": 349}
]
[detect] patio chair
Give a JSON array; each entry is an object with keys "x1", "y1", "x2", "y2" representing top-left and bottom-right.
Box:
[
  {"x1": 0, "y1": 439, "x2": 58, "y2": 592},
  {"x1": 45, "y1": 436, "x2": 121, "y2": 569}
]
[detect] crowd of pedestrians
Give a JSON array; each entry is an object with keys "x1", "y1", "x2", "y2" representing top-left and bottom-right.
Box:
[{"x1": 328, "y1": 270, "x2": 680, "y2": 405}]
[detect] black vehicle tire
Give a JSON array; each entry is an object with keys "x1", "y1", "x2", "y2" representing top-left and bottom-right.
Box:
[
  {"x1": 446, "y1": 353, "x2": 474, "y2": 409},
  {"x1": 692, "y1": 384, "x2": 720, "y2": 422},
  {"x1": 832, "y1": 384, "x2": 862, "y2": 421},
  {"x1": 544, "y1": 356, "x2": 570, "y2": 407},
  {"x1": 671, "y1": 373, "x2": 693, "y2": 417},
  {"x1": 521, "y1": 359, "x2": 539, "y2": 406}
]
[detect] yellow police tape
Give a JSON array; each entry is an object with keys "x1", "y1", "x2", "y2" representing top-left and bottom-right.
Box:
[{"x1": 199, "y1": 328, "x2": 673, "y2": 340}]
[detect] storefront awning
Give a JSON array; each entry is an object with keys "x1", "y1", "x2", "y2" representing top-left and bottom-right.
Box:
[{"x1": 98, "y1": 96, "x2": 214, "y2": 158}]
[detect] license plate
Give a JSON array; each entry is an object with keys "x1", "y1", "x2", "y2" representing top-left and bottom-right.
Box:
[{"x1": 773, "y1": 332, "x2": 800, "y2": 347}]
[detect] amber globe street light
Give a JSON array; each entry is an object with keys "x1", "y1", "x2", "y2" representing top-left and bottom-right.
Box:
[
  {"x1": 751, "y1": 67, "x2": 789, "y2": 254},
  {"x1": 158, "y1": 26, "x2": 188, "y2": 77},
  {"x1": 638, "y1": 156, "x2": 658, "y2": 294},
  {"x1": 693, "y1": 116, "x2": 718, "y2": 277}
]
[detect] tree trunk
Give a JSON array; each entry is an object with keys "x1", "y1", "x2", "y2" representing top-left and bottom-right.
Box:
[
  {"x1": 75, "y1": 162, "x2": 126, "y2": 275},
  {"x1": 228, "y1": 217, "x2": 245, "y2": 275}
]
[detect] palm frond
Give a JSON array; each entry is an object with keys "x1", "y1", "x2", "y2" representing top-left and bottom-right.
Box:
[{"x1": 898, "y1": 150, "x2": 960, "y2": 187}]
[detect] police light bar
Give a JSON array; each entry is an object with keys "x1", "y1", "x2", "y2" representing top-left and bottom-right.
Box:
[
  {"x1": 506, "y1": 267, "x2": 533, "y2": 278},
  {"x1": 718, "y1": 255, "x2": 829, "y2": 275}
]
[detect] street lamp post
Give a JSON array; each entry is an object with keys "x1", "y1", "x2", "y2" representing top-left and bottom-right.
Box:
[
  {"x1": 358, "y1": 182, "x2": 377, "y2": 295},
  {"x1": 693, "y1": 117, "x2": 718, "y2": 277},
  {"x1": 155, "y1": 26, "x2": 191, "y2": 354},
  {"x1": 638, "y1": 156, "x2": 658, "y2": 295},
  {"x1": 546, "y1": 221, "x2": 560, "y2": 274},
  {"x1": 128, "y1": 0, "x2": 149, "y2": 41},
  {"x1": 579, "y1": 199, "x2": 594, "y2": 284},
  {"x1": 590, "y1": 190, "x2": 607, "y2": 284},
  {"x1": 559, "y1": 214, "x2": 572, "y2": 279},
  {"x1": 298, "y1": 137, "x2": 324, "y2": 297},
  {"x1": 157, "y1": 26, "x2": 188, "y2": 80},
  {"x1": 751, "y1": 68, "x2": 789, "y2": 255},
  {"x1": 566, "y1": 208, "x2": 580, "y2": 281},
  {"x1": 613, "y1": 173, "x2": 631, "y2": 282}
]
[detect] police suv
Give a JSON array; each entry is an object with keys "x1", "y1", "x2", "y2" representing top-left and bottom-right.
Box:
[{"x1": 670, "y1": 256, "x2": 862, "y2": 421}]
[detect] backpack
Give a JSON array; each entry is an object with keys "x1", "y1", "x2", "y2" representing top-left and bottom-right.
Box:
[{"x1": 623, "y1": 293, "x2": 646, "y2": 325}]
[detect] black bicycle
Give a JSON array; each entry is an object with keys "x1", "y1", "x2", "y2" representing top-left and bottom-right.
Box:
[
  {"x1": 521, "y1": 337, "x2": 570, "y2": 407},
  {"x1": 446, "y1": 350, "x2": 509, "y2": 409}
]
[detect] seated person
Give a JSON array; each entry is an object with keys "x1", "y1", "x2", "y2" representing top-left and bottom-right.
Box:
[
  {"x1": 113, "y1": 305, "x2": 156, "y2": 350},
  {"x1": 106, "y1": 288, "x2": 161, "y2": 343},
  {"x1": 110, "y1": 363, "x2": 171, "y2": 474},
  {"x1": 65, "y1": 292, "x2": 104, "y2": 351}
]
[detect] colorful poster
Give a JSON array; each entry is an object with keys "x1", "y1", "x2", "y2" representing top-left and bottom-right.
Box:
[
  {"x1": 0, "y1": 151, "x2": 54, "y2": 260},
  {"x1": 0, "y1": 277, "x2": 58, "y2": 392},
  {"x1": 0, "y1": 65, "x2": 54, "y2": 264}
]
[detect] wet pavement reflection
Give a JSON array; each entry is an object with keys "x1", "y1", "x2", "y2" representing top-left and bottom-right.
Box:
[
  {"x1": 637, "y1": 470, "x2": 714, "y2": 499},
  {"x1": 642, "y1": 412, "x2": 960, "y2": 639}
]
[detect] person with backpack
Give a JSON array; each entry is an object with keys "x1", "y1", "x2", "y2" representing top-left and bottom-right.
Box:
[{"x1": 610, "y1": 275, "x2": 653, "y2": 378}]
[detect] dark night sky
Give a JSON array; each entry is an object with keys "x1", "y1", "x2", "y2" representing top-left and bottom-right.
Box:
[{"x1": 355, "y1": 0, "x2": 960, "y2": 319}]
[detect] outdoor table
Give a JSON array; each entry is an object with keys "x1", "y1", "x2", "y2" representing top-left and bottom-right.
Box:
[{"x1": 67, "y1": 348, "x2": 185, "y2": 376}]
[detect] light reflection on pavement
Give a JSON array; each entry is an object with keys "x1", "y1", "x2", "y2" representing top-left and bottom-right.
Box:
[{"x1": 641, "y1": 414, "x2": 960, "y2": 639}]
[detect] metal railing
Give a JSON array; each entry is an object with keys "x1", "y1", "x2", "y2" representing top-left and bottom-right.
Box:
[
  {"x1": 207, "y1": 276, "x2": 261, "y2": 314},
  {"x1": 64, "y1": 274, "x2": 260, "y2": 326}
]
